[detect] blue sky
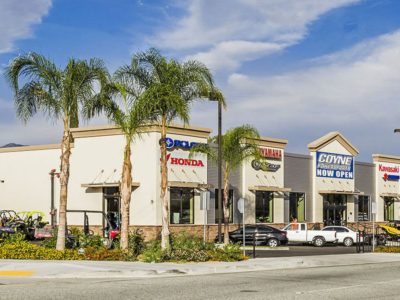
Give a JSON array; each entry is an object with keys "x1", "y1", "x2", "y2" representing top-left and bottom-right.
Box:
[{"x1": 1, "y1": 0, "x2": 400, "y2": 160}]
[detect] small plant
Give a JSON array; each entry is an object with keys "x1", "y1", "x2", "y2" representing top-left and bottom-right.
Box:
[
  {"x1": 0, "y1": 240, "x2": 82, "y2": 260},
  {"x1": 137, "y1": 240, "x2": 166, "y2": 263}
]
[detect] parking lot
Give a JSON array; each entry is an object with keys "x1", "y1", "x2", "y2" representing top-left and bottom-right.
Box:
[{"x1": 247, "y1": 245, "x2": 358, "y2": 258}]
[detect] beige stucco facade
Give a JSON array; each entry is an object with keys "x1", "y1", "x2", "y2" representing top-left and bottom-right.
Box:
[
  {"x1": 240, "y1": 137, "x2": 288, "y2": 224},
  {"x1": 308, "y1": 132, "x2": 359, "y2": 223},
  {"x1": 373, "y1": 154, "x2": 400, "y2": 222},
  {"x1": 0, "y1": 124, "x2": 210, "y2": 226}
]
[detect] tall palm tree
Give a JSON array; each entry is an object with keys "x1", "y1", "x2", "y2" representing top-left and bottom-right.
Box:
[
  {"x1": 84, "y1": 79, "x2": 146, "y2": 251},
  {"x1": 116, "y1": 48, "x2": 224, "y2": 250},
  {"x1": 5, "y1": 53, "x2": 108, "y2": 250},
  {"x1": 190, "y1": 125, "x2": 260, "y2": 244}
]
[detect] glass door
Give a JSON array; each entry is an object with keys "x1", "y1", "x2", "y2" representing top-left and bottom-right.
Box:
[
  {"x1": 323, "y1": 194, "x2": 347, "y2": 226},
  {"x1": 103, "y1": 187, "x2": 120, "y2": 230}
]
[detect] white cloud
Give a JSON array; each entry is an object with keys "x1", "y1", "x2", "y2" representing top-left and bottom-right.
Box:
[
  {"x1": 0, "y1": 0, "x2": 52, "y2": 53},
  {"x1": 202, "y1": 30, "x2": 400, "y2": 158},
  {"x1": 153, "y1": 0, "x2": 359, "y2": 70}
]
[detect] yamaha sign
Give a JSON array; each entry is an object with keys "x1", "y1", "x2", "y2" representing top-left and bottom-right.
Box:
[{"x1": 316, "y1": 151, "x2": 354, "y2": 179}]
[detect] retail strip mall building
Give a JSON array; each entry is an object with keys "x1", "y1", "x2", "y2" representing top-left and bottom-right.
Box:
[{"x1": 0, "y1": 124, "x2": 399, "y2": 237}]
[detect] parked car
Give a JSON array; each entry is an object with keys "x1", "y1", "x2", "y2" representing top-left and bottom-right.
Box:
[
  {"x1": 322, "y1": 226, "x2": 360, "y2": 247},
  {"x1": 283, "y1": 223, "x2": 337, "y2": 247},
  {"x1": 216, "y1": 224, "x2": 288, "y2": 247}
]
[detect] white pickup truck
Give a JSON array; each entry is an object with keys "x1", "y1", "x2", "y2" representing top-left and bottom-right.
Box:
[{"x1": 283, "y1": 223, "x2": 338, "y2": 247}]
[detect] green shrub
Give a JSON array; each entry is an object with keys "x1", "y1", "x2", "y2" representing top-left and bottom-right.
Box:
[
  {"x1": 209, "y1": 244, "x2": 245, "y2": 262},
  {"x1": 128, "y1": 229, "x2": 145, "y2": 257},
  {"x1": 375, "y1": 246, "x2": 400, "y2": 253},
  {"x1": 137, "y1": 240, "x2": 166, "y2": 263},
  {"x1": 41, "y1": 228, "x2": 104, "y2": 249},
  {"x1": 0, "y1": 241, "x2": 82, "y2": 260},
  {"x1": 84, "y1": 247, "x2": 128, "y2": 261},
  {"x1": 0, "y1": 232, "x2": 26, "y2": 244}
]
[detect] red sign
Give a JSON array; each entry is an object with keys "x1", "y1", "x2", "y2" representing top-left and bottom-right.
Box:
[
  {"x1": 379, "y1": 164, "x2": 399, "y2": 174},
  {"x1": 260, "y1": 148, "x2": 282, "y2": 160},
  {"x1": 166, "y1": 154, "x2": 204, "y2": 167}
]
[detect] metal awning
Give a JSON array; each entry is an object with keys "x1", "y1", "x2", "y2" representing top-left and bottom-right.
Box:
[
  {"x1": 168, "y1": 181, "x2": 213, "y2": 189},
  {"x1": 380, "y1": 193, "x2": 400, "y2": 198},
  {"x1": 81, "y1": 182, "x2": 140, "y2": 188},
  {"x1": 248, "y1": 186, "x2": 292, "y2": 192},
  {"x1": 319, "y1": 190, "x2": 364, "y2": 195}
]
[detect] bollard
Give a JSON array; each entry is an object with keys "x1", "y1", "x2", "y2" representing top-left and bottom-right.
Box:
[{"x1": 253, "y1": 233, "x2": 256, "y2": 259}]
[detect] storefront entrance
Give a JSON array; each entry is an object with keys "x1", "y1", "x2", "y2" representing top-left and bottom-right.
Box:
[
  {"x1": 384, "y1": 197, "x2": 395, "y2": 221},
  {"x1": 255, "y1": 191, "x2": 273, "y2": 223},
  {"x1": 103, "y1": 187, "x2": 120, "y2": 229},
  {"x1": 323, "y1": 194, "x2": 347, "y2": 226}
]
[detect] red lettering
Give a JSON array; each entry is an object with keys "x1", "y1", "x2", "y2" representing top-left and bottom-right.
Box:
[{"x1": 167, "y1": 155, "x2": 205, "y2": 167}]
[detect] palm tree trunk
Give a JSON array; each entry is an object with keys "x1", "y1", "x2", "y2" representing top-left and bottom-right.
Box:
[
  {"x1": 223, "y1": 165, "x2": 230, "y2": 245},
  {"x1": 120, "y1": 138, "x2": 132, "y2": 251},
  {"x1": 56, "y1": 117, "x2": 71, "y2": 251},
  {"x1": 160, "y1": 114, "x2": 170, "y2": 251}
]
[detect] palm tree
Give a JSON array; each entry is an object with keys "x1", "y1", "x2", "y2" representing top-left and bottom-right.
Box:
[
  {"x1": 5, "y1": 53, "x2": 108, "y2": 250},
  {"x1": 116, "y1": 48, "x2": 224, "y2": 250},
  {"x1": 84, "y1": 79, "x2": 146, "y2": 251},
  {"x1": 190, "y1": 125, "x2": 260, "y2": 244}
]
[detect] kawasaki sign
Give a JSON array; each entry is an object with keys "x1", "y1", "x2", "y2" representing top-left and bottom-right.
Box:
[{"x1": 316, "y1": 151, "x2": 354, "y2": 179}]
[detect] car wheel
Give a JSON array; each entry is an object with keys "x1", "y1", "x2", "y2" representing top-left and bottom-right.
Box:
[
  {"x1": 343, "y1": 237, "x2": 353, "y2": 247},
  {"x1": 313, "y1": 237, "x2": 325, "y2": 247},
  {"x1": 267, "y1": 238, "x2": 279, "y2": 248}
]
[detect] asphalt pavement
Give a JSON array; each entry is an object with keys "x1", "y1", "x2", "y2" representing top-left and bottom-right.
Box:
[
  {"x1": 1, "y1": 260, "x2": 400, "y2": 299},
  {"x1": 252, "y1": 245, "x2": 357, "y2": 258}
]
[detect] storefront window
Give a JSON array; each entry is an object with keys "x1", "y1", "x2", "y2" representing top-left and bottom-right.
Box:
[
  {"x1": 255, "y1": 191, "x2": 273, "y2": 223},
  {"x1": 215, "y1": 189, "x2": 233, "y2": 223},
  {"x1": 358, "y1": 196, "x2": 370, "y2": 221},
  {"x1": 323, "y1": 194, "x2": 347, "y2": 226},
  {"x1": 170, "y1": 188, "x2": 194, "y2": 224},
  {"x1": 384, "y1": 197, "x2": 395, "y2": 221},
  {"x1": 289, "y1": 193, "x2": 305, "y2": 222}
]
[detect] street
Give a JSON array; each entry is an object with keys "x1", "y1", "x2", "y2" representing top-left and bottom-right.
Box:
[
  {"x1": 252, "y1": 245, "x2": 357, "y2": 258},
  {"x1": 1, "y1": 260, "x2": 399, "y2": 299}
]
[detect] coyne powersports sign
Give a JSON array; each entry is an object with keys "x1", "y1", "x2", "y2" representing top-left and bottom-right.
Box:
[{"x1": 316, "y1": 151, "x2": 354, "y2": 179}]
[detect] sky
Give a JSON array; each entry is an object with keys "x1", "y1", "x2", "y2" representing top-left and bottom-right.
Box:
[{"x1": 1, "y1": 0, "x2": 400, "y2": 161}]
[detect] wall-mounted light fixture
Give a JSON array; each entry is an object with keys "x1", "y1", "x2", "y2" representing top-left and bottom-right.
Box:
[{"x1": 0, "y1": 180, "x2": 4, "y2": 183}]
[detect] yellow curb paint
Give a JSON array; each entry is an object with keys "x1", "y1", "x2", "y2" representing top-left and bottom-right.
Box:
[{"x1": 0, "y1": 270, "x2": 34, "y2": 277}]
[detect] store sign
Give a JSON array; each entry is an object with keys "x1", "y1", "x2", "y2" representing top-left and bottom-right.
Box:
[
  {"x1": 165, "y1": 137, "x2": 198, "y2": 150},
  {"x1": 166, "y1": 153, "x2": 204, "y2": 167},
  {"x1": 316, "y1": 151, "x2": 354, "y2": 179},
  {"x1": 383, "y1": 173, "x2": 400, "y2": 182},
  {"x1": 251, "y1": 160, "x2": 281, "y2": 172},
  {"x1": 260, "y1": 148, "x2": 282, "y2": 161},
  {"x1": 379, "y1": 164, "x2": 400, "y2": 182}
]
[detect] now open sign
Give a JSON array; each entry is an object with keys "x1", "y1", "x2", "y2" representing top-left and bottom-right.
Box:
[{"x1": 316, "y1": 151, "x2": 354, "y2": 179}]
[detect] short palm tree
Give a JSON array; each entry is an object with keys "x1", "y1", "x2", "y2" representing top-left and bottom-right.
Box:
[
  {"x1": 191, "y1": 125, "x2": 260, "y2": 244},
  {"x1": 84, "y1": 79, "x2": 146, "y2": 251},
  {"x1": 116, "y1": 48, "x2": 224, "y2": 250},
  {"x1": 5, "y1": 53, "x2": 108, "y2": 250}
]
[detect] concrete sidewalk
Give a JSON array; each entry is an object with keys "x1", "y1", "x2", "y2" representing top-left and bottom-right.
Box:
[{"x1": 0, "y1": 253, "x2": 400, "y2": 279}]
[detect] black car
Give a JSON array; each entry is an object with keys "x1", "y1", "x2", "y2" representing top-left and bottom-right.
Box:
[{"x1": 216, "y1": 224, "x2": 288, "y2": 247}]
